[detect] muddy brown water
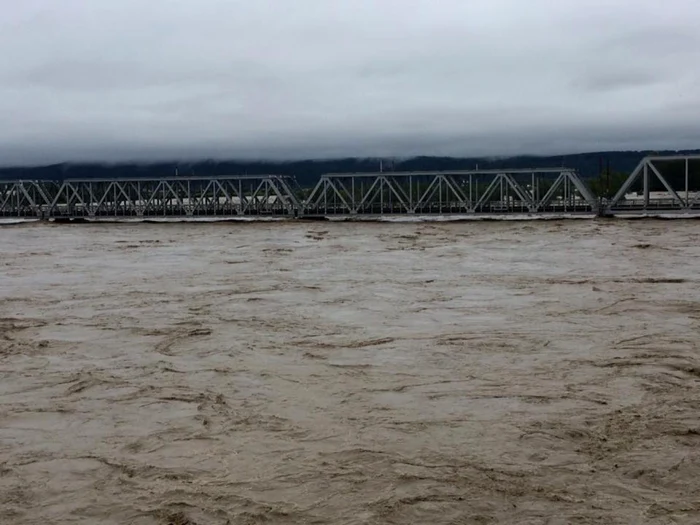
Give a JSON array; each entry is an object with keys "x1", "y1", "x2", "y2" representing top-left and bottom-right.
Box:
[{"x1": 1, "y1": 220, "x2": 700, "y2": 524}]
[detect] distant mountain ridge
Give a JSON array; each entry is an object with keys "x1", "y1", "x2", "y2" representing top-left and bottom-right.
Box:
[{"x1": 1, "y1": 149, "x2": 698, "y2": 187}]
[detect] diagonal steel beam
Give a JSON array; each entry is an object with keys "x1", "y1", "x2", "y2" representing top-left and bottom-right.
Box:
[
  {"x1": 304, "y1": 178, "x2": 327, "y2": 209},
  {"x1": 536, "y1": 173, "x2": 565, "y2": 209},
  {"x1": 414, "y1": 175, "x2": 442, "y2": 209},
  {"x1": 213, "y1": 180, "x2": 237, "y2": 211},
  {"x1": 265, "y1": 178, "x2": 296, "y2": 213},
  {"x1": 355, "y1": 176, "x2": 383, "y2": 210},
  {"x1": 143, "y1": 181, "x2": 165, "y2": 211},
  {"x1": 502, "y1": 174, "x2": 534, "y2": 209},
  {"x1": 162, "y1": 180, "x2": 185, "y2": 209},
  {"x1": 0, "y1": 183, "x2": 16, "y2": 211},
  {"x1": 190, "y1": 180, "x2": 215, "y2": 212},
  {"x1": 325, "y1": 178, "x2": 353, "y2": 211},
  {"x1": 93, "y1": 182, "x2": 117, "y2": 211},
  {"x1": 274, "y1": 177, "x2": 301, "y2": 210},
  {"x1": 609, "y1": 159, "x2": 645, "y2": 207},
  {"x1": 440, "y1": 174, "x2": 471, "y2": 210},
  {"x1": 474, "y1": 174, "x2": 504, "y2": 210},
  {"x1": 647, "y1": 161, "x2": 685, "y2": 208},
  {"x1": 563, "y1": 171, "x2": 597, "y2": 207},
  {"x1": 328, "y1": 177, "x2": 356, "y2": 213},
  {"x1": 381, "y1": 176, "x2": 411, "y2": 212}
]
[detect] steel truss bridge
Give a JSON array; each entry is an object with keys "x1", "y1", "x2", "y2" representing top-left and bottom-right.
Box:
[
  {"x1": 304, "y1": 168, "x2": 596, "y2": 216},
  {"x1": 0, "y1": 168, "x2": 596, "y2": 219},
  {"x1": 1, "y1": 154, "x2": 698, "y2": 220},
  {"x1": 0, "y1": 176, "x2": 301, "y2": 219}
]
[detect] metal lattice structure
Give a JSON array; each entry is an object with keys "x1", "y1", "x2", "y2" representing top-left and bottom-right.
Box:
[
  {"x1": 303, "y1": 169, "x2": 597, "y2": 216},
  {"x1": 10, "y1": 154, "x2": 700, "y2": 220},
  {"x1": 1, "y1": 168, "x2": 598, "y2": 219},
  {"x1": 1, "y1": 175, "x2": 301, "y2": 218},
  {"x1": 607, "y1": 154, "x2": 700, "y2": 213}
]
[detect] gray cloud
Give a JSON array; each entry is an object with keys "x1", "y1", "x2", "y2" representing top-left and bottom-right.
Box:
[
  {"x1": 572, "y1": 70, "x2": 661, "y2": 92},
  {"x1": 1, "y1": 0, "x2": 699, "y2": 165}
]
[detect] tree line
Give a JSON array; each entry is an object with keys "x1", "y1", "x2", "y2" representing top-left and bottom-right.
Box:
[{"x1": 1, "y1": 149, "x2": 698, "y2": 197}]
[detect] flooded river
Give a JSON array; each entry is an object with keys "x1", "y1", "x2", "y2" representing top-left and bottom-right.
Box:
[{"x1": 1, "y1": 219, "x2": 699, "y2": 524}]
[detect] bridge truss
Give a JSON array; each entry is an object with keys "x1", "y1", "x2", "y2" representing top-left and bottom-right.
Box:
[
  {"x1": 303, "y1": 168, "x2": 597, "y2": 216},
  {"x1": 607, "y1": 154, "x2": 700, "y2": 214},
  {"x1": 1, "y1": 168, "x2": 598, "y2": 219},
  {"x1": 8, "y1": 155, "x2": 700, "y2": 220},
  {"x1": 0, "y1": 175, "x2": 301, "y2": 218}
]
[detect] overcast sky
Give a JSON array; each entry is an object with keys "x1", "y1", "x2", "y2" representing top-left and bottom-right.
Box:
[{"x1": 1, "y1": 0, "x2": 699, "y2": 165}]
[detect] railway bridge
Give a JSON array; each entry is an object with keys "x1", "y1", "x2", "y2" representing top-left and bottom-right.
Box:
[{"x1": 1, "y1": 154, "x2": 698, "y2": 220}]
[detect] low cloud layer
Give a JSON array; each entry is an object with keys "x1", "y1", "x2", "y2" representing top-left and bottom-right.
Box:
[{"x1": 1, "y1": 0, "x2": 699, "y2": 165}]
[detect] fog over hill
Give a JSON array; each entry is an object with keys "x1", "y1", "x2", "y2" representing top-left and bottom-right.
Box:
[{"x1": 1, "y1": 150, "x2": 699, "y2": 187}]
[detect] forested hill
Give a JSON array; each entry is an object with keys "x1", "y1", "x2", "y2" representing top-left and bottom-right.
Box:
[{"x1": 1, "y1": 149, "x2": 698, "y2": 187}]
